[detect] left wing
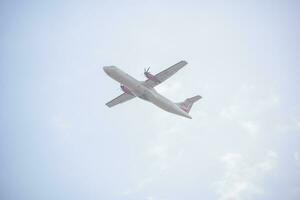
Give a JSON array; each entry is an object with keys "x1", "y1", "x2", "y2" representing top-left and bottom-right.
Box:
[
  {"x1": 143, "y1": 60, "x2": 188, "y2": 88},
  {"x1": 106, "y1": 93, "x2": 135, "y2": 107}
]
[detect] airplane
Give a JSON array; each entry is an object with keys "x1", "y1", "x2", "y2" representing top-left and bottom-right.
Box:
[{"x1": 103, "y1": 60, "x2": 202, "y2": 119}]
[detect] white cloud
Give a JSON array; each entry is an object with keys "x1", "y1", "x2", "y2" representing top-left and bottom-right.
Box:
[
  {"x1": 146, "y1": 196, "x2": 167, "y2": 200},
  {"x1": 147, "y1": 145, "x2": 169, "y2": 171},
  {"x1": 258, "y1": 151, "x2": 278, "y2": 171},
  {"x1": 220, "y1": 105, "x2": 240, "y2": 120},
  {"x1": 241, "y1": 121, "x2": 260, "y2": 137},
  {"x1": 215, "y1": 151, "x2": 278, "y2": 200}
]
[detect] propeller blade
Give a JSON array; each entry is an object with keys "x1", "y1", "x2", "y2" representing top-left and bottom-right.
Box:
[{"x1": 144, "y1": 67, "x2": 151, "y2": 77}]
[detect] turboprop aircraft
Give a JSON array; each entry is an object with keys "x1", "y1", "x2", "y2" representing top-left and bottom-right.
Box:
[{"x1": 103, "y1": 60, "x2": 201, "y2": 119}]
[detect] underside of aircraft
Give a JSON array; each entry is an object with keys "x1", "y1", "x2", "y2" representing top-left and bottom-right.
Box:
[{"x1": 103, "y1": 60, "x2": 201, "y2": 119}]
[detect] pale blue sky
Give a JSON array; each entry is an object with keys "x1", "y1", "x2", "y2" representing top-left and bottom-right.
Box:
[{"x1": 1, "y1": 1, "x2": 300, "y2": 200}]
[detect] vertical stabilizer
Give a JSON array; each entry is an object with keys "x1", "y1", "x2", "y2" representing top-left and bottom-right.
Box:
[{"x1": 177, "y1": 95, "x2": 202, "y2": 113}]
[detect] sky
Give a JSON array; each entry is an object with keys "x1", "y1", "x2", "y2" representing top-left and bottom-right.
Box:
[{"x1": 0, "y1": 0, "x2": 300, "y2": 200}]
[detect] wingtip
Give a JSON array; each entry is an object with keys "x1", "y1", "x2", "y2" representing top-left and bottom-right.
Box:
[
  {"x1": 105, "y1": 103, "x2": 112, "y2": 108},
  {"x1": 181, "y1": 60, "x2": 188, "y2": 65}
]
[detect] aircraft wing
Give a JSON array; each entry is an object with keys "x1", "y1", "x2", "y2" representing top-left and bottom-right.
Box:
[
  {"x1": 106, "y1": 93, "x2": 135, "y2": 107},
  {"x1": 143, "y1": 60, "x2": 188, "y2": 88}
]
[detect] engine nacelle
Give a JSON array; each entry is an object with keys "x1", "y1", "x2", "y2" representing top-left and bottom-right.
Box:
[
  {"x1": 120, "y1": 85, "x2": 133, "y2": 95},
  {"x1": 144, "y1": 72, "x2": 161, "y2": 83}
]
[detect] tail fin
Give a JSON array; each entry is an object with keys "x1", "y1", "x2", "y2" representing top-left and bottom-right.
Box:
[{"x1": 177, "y1": 95, "x2": 202, "y2": 113}]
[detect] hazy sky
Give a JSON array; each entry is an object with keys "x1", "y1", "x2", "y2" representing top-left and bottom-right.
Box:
[{"x1": 1, "y1": 1, "x2": 300, "y2": 200}]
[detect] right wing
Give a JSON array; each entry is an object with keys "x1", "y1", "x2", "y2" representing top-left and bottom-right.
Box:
[
  {"x1": 143, "y1": 60, "x2": 188, "y2": 88},
  {"x1": 106, "y1": 93, "x2": 135, "y2": 108}
]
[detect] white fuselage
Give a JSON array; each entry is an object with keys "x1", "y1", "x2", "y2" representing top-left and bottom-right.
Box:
[{"x1": 103, "y1": 66, "x2": 191, "y2": 119}]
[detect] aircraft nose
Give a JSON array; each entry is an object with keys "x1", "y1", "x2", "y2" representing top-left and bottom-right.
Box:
[
  {"x1": 103, "y1": 66, "x2": 110, "y2": 72},
  {"x1": 103, "y1": 66, "x2": 114, "y2": 74}
]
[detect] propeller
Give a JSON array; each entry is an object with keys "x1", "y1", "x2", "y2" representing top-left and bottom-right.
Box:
[{"x1": 144, "y1": 67, "x2": 150, "y2": 75}]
